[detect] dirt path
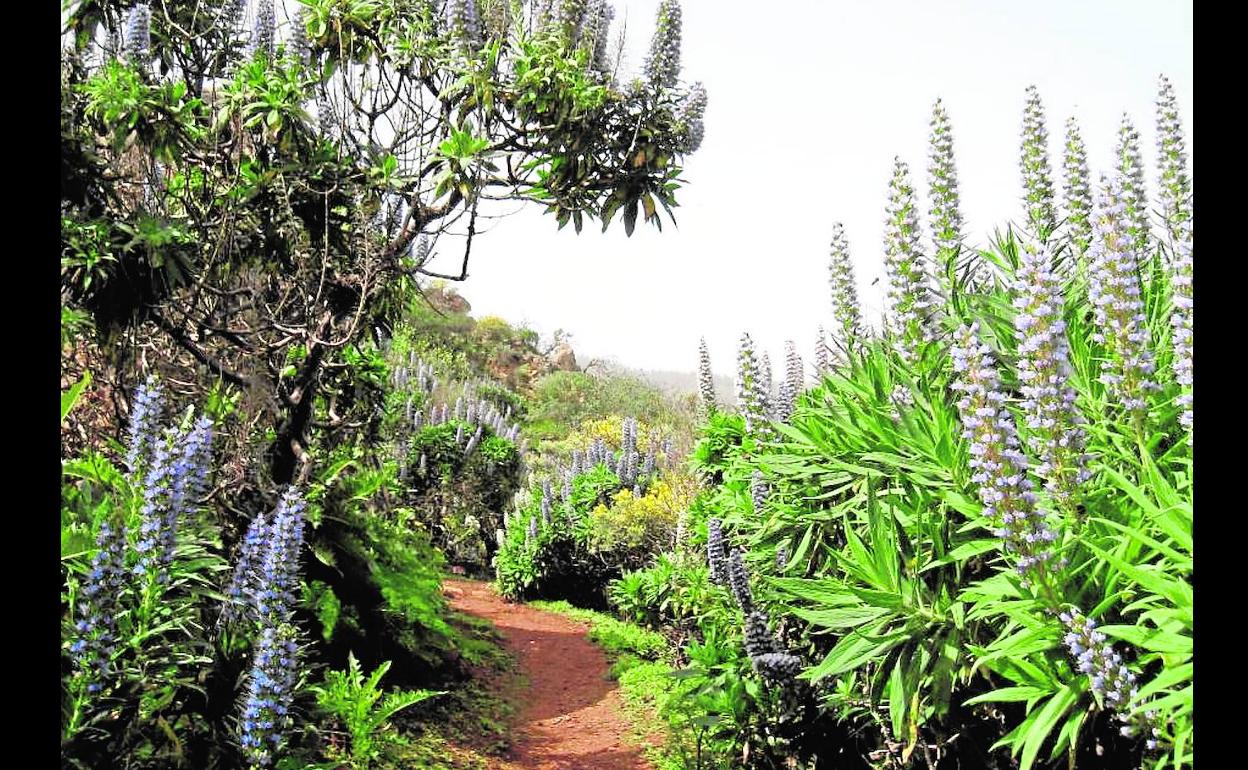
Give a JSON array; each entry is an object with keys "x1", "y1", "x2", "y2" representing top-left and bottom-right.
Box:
[{"x1": 443, "y1": 578, "x2": 654, "y2": 770}]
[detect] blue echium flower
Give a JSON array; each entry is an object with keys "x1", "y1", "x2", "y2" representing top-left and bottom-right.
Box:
[
  {"x1": 527, "y1": 515, "x2": 538, "y2": 544},
  {"x1": 578, "y1": 0, "x2": 615, "y2": 77},
  {"x1": 239, "y1": 622, "x2": 301, "y2": 767},
  {"x1": 813, "y1": 326, "x2": 831, "y2": 375},
  {"x1": 125, "y1": 375, "x2": 165, "y2": 476},
  {"x1": 743, "y1": 610, "x2": 778, "y2": 658},
  {"x1": 698, "y1": 337, "x2": 716, "y2": 416},
  {"x1": 1170, "y1": 227, "x2": 1192, "y2": 433},
  {"x1": 1013, "y1": 244, "x2": 1090, "y2": 514},
  {"x1": 252, "y1": 0, "x2": 276, "y2": 61},
  {"x1": 950, "y1": 322, "x2": 1061, "y2": 591},
  {"x1": 750, "y1": 471, "x2": 768, "y2": 515},
  {"x1": 159, "y1": 416, "x2": 215, "y2": 579},
  {"x1": 126, "y1": 3, "x2": 152, "y2": 68},
  {"x1": 675, "y1": 82, "x2": 708, "y2": 154},
  {"x1": 727, "y1": 549, "x2": 753, "y2": 613},
  {"x1": 134, "y1": 425, "x2": 177, "y2": 580},
  {"x1": 445, "y1": 0, "x2": 483, "y2": 51},
  {"x1": 1155, "y1": 75, "x2": 1193, "y2": 252},
  {"x1": 289, "y1": 8, "x2": 311, "y2": 66},
  {"x1": 643, "y1": 0, "x2": 682, "y2": 89},
  {"x1": 1059, "y1": 609, "x2": 1161, "y2": 749},
  {"x1": 828, "y1": 223, "x2": 864, "y2": 346},
  {"x1": 252, "y1": 489, "x2": 308, "y2": 624},
  {"x1": 1020, "y1": 85, "x2": 1058, "y2": 240},
  {"x1": 1088, "y1": 176, "x2": 1161, "y2": 424},
  {"x1": 882, "y1": 158, "x2": 937, "y2": 368},
  {"x1": 1114, "y1": 114, "x2": 1151, "y2": 256},
  {"x1": 224, "y1": 509, "x2": 271, "y2": 624},
  {"x1": 1062, "y1": 116, "x2": 1094, "y2": 261},
  {"x1": 71, "y1": 521, "x2": 128, "y2": 693},
  {"x1": 736, "y1": 333, "x2": 771, "y2": 441},
  {"x1": 775, "y1": 544, "x2": 788, "y2": 572},
  {"x1": 928, "y1": 99, "x2": 967, "y2": 294},
  {"x1": 706, "y1": 517, "x2": 727, "y2": 585},
  {"x1": 556, "y1": 0, "x2": 588, "y2": 44}
]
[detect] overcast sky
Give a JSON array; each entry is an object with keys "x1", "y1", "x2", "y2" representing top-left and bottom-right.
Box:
[{"x1": 446, "y1": 0, "x2": 1193, "y2": 377}]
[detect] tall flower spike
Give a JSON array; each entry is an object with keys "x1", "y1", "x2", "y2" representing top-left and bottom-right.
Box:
[
  {"x1": 252, "y1": 489, "x2": 307, "y2": 624},
  {"x1": 557, "y1": 0, "x2": 588, "y2": 45},
  {"x1": 445, "y1": 0, "x2": 484, "y2": 51},
  {"x1": 883, "y1": 158, "x2": 936, "y2": 367},
  {"x1": 125, "y1": 375, "x2": 165, "y2": 476},
  {"x1": 1170, "y1": 226, "x2": 1192, "y2": 433},
  {"x1": 133, "y1": 425, "x2": 177, "y2": 580},
  {"x1": 252, "y1": 0, "x2": 275, "y2": 61},
  {"x1": 1062, "y1": 116, "x2": 1094, "y2": 261},
  {"x1": 238, "y1": 622, "x2": 301, "y2": 767},
  {"x1": 71, "y1": 521, "x2": 127, "y2": 693},
  {"x1": 126, "y1": 3, "x2": 152, "y2": 68},
  {"x1": 643, "y1": 0, "x2": 681, "y2": 89},
  {"x1": 1088, "y1": 175, "x2": 1160, "y2": 423},
  {"x1": 578, "y1": 0, "x2": 615, "y2": 77},
  {"x1": 675, "y1": 82, "x2": 708, "y2": 153},
  {"x1": 828, "y1": 223, "x2": 864, "y2": 346},
  {"x1": 727, "y1": 549, "x2": 754, "y2": 613},
  {"x1": 1020, "y1": 86, "x2": 1058, "y2": 240},
  {"x1": 1013, "y1": 244, "x2": 1090, "y2": 514},
  {"x1": 950, "y1": 322, "x2": 1061, "y2": 591},
  {"x1": 743, "y1": 610, "x2": 778, "y2": 658},
  {"x1": 1156, "y1": 75, "x2": 1193, "y2": 250},
  {"x1": 814, "y1": 326, "x2": 831, "y2": 375},
  {"x1": 289, "y1": 8, "x2": 311, "y2": 66},
  {"x1": 1059, "y1": 609, "x2": 1161, "y2": 747},
  {"x1": 928, "y1": 99, "x2": 966, "y2": 296},
  {"x1": 1114, "y1": 115, "x2": 1151, "y2": 256},
  {"x1": 697, "y1": 337, "x2": 716, "y2": 416},
  {"x1": 784, "y1": 341, "x2": 803, "y2": 395},
  {"x1": 736, "y1": 333, "x2": 770, "y2": 440},
  {"x1": 750, "y1": 470, "x2": 768, "y2": 514},
  {"x1": 224, "y1": 510, "x2": 270, "y2": 622},
  {"x1": 706, "y1": 518, "x2": 727, "y2": 584}
]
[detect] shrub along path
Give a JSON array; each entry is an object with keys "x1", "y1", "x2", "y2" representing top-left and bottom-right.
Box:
[{"x1": 442, "y1": 578, "x2": 654, "y2": 770}]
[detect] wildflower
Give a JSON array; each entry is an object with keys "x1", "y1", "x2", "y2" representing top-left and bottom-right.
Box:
[
  {"x1": 814, "y1": 326, "x2": 831, "y2": 375},
  {"x1": 159, "y1": 415, "x2": 215, "y2": 580},
  {"x1": 465, "y1": 426, "x2": 483, "y2": 457},
  {"x1": 828, "y1": 223, "x2": 864, "y2": 345},
  {"x1": 125, "y1": 375, "x2": 165, "y2": 476},
  {"x1": 225, "y1": 510, "x2": 271, "y2": 623},
  {"x1": 643, "y1": 0, "x2": 681, "y2": 89},
  {"x1": 775, "y1": 544, "x2": 788, "y2": 572},
  {"x1": 71, "y1": 521, "x2": 127, "y2": 692},
  {"x1": 289, "y1": 8, "x2": 311, "y2": 66},
  {"x1": 1115, "y1": 115, "x2": 1151, "y2": 255},
  {"x1": 675, "y1": 82, "x2": 708, "y2": 154},
  {"x1": 252, "y1": 0, "x2": 275, "y2": 61},
  {"x1": 950, "y1": 322, "x2": 1061, "y2": 589},
  {"x1": 928, "y1": 99, "x2": 966, "y2": 294},
  {"x1": 527, "y1": 516, "x2": 538, "y2": 544},
  {"x1": 883, "y1": 159, "x2": 937, "y2": 366},
  {"x1": 1062, "y1": 116, "x2": 1093, "y2": 259},
  {"x1": 1020, "y1": 86, "x2": 1057, "y2": 239},
  {"x1": 706, "y1": 517, "x2": 727, "y2": 585},
  {"x1": 1088, "y1": 175, "x2": 1160, "y2": 422},
  {"x1": 133, "y1": 425, "x2": 177, "y2": 579},
  {"x1": 126, "y1": 3, "x2": 152, "y2": 68},
  {"x1": 727, "y1": 549, "x2": 753, "y2": 612},
  {"x1": 743, "y1": 610, "x2": 778, "y2": 657},
  {"x1": 750, "y1": 471, "x2": 768, "y2": 514},
  {"x1": 1170, "y1": 227, "x2": 1192, "y2": 432},
  {"x1": 753, "y1": 651, "x2": 803, "y2": 683},
  {"x1": 238, "y1": 622, "x2": 301, "y2": 767},
  {"x1": 1155, "y1": 75, "x2": 1192, "y2": 250},
  {"x1": 252, "y1": 489, "x2": 307, "y2": 624},
  {"x1": 1013, "y1": 244, "x2": 1090, "y2": 512},
  {"x1": 736, "y1": 333, "x2": 771, "y2": 440}
]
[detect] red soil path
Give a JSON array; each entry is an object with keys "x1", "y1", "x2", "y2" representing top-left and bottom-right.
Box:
[{"x1": 443, "y1": 578, "x2": 654, "y2": 770}]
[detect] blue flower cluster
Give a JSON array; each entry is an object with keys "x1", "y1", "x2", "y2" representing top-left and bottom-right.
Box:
[
  {"x1": 951, "y1": 322, "x2": 1061, "y2": 589},
  {"x1": 771, "y1": 341, "x2": 802, "y2": 423},
  {"x1": 1062, "y1": 116, "x2": 1093, "y2": 259},
  {"x1": 239, "y1": 622, "x2": 301, "y2": 767},
  {"x1": 643, "y1": 0, "x2": 682, "y2": 90},
  {"x1": 706, "y1": 517, "x2": 727, "y2": 585},
  {"x1": 126, "y1": 375, "x2": 164, "y2": 475},
  {"x1": 1012, "y1": 244, "x2": 1090, "y2": 512},
  {"x1": 1155, "y1": 75, "x2": 1192, "y2": 250},
  {"x1": 70, "y1": 522, "x2": 128, "y2": 693},
  {"x1": 1059, "y1": 609, "x2": 1161, "y2": 749},
  {"x1": 736, "y1": 332, "x2": 771, "y2": 441},
  {"x1": 882, "y1": 158, "x2": 936, "y2": 368},
  {"x1": 813, "y1": 325, "x2": 831, "y2": 375},
  {"x1": 444, "y1": 0, "x2": 484, "y2": 51},
  {"x1": 698, "y1": 337, "x2": 716, "y2": 415},
  {"x1": 1114, "y1": 115, "x2": 1151, "y2": 255},
  {"x1": 732, "y1": 551, "x2": 804, "y2": 685},
  {"x1": 289, "y1": 8, "x2": 310, "y2": 67},
  {"x1": 1088, "y1": 176, "x2": 1160, "y2": 421},
  {"x1": 577, "y1": 0, "x2": 616, "y2": 77},
  {"x1": 750, "y1": 471, "x2": 768, "y2": 515},
  {"x1": 1170, "y1": 232, "x2": 1192, "y2": 433},
  {"x1": 675, "y1": 82, "x2": 708, "y2": 154},
  {"x1": 1019, "y1": 86, "x2": 1057, "y2": 239},
  {"x1": 252, "y1": 0, "x2": 275, "y2": 60}
]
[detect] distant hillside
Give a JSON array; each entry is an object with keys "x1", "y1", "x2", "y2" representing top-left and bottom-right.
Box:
[{"x1": 585, "y1": 359, "x2": 737, "y2": 407}]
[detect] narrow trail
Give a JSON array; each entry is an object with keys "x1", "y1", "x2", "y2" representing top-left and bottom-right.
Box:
[{"x1": 442, "y1": 578, "x2": 654, "y2": 770}]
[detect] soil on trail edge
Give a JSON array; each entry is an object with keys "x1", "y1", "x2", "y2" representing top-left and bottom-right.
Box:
[{"x1": 443, "y1": 578, "x2": 655, "y2": 770}]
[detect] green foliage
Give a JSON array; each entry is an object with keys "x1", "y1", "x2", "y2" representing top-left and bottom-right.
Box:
[{"x1": 310, "y1": 654, "x2": 443, "y2": 769}]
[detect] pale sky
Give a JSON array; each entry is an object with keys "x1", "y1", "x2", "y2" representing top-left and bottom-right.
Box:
[{"x1": 444, "y1": 0, "x2": 1193, "y2": 378}]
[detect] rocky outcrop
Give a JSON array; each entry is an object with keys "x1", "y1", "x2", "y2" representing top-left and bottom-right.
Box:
[{"x1": 547, "y1": 342, "x2": 579, "y2": 372}]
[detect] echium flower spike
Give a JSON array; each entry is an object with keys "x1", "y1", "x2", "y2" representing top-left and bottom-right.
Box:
[
  {"x1": 697, "y1": 337, "x2": 716, "y2": 416},
  {"x1": 1170, "y1": 229, "x2": 1192, "y2": 432},
  {"x1": 727, "y1": 549, "x2": 754, "y2": 613},
  {"x1": 675, "y1": 82, "x2": 708, "y2": 154},
  {"x1": 750, "y1": 471, "x2": 768, "y2": 514},
  {"x1": 125, "y1": 375, "x2": 165, "y2": 476},
  {"x1": 742, "y1": 610, "x2": 778, "y2": 658},
  {"x1": 814, "y1": 326, "x2": 831, "y2": 375},
  {"x1": 783, "y1": 341, "x2": 802, "y2": 410},
  {"x1": 252, "y1": 0, "x2": 275, "y2": 61},
  {"x1": 126, "y1": 3, "x2": 152, "y2": 68},
  {"x1": 557, "y1": 0, "x2": 588, "y2": 44},
  {"x1": 883, "y1": 158, "x2": 937, "y2": 366},
  {"x1": 133, "y1": 425, "x2": 177, "y2": 580},
  {"x1": 1115, "y1": 115, "x2": 1151, "y2": 255},
  {"x1": 225, "y1": 511, "x2": 271, "y2": 623},
  {"x1": 950, "y1": 322, "x2": 1061, "y2": 592},
  {"x1": 1088, "y1": 175, "x2": 1161, "y2": 424},
  {"x1": 1062, "y1": 117, "x2": 1094, "y2": 260},
  {"x1": 706, "y1": 518, "x2": 727, "y2": 585},
  {"x1": 736, "y1": 333, "x2": 771, "y2": 441},
  {"x1": 289, "y1": 9, "x2": 311, "y2": 66},
  {"x1": 1059, "y1": 609, "x2": 1162, "y2": 748},
  {"x1": 445, "y1": 0, "x2": 483, "y2": 51},
  {"x1": 71, "y1": 521, "x2": 127, "y2": 693},
  {"x1": 252, "y1": 489, "x2": 307, "y2": 624},
  {"x1": 643, "y1": 0, "x2": 682, "y2": 89},
  {"x1": 828, "y1": 223, "x2": 864, "y2": 345},
  {"x1": 1020, "y1": 86, "x2": 1057, "y2": 240},
  {"x1": 928, "y1": 99, "x2": 966, "y2": 295},
  {"x1": 1013, "y1": 244, "x2": 1090, "y2": 514},
  {"x1": 238, "y1": 623, "x2": 301, "y2": 767},
  {"x1": 1156, "y1": 75, "x2": 1193, "y2": 250}
]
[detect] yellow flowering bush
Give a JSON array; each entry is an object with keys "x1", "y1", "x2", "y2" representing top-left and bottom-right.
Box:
[{"x1": 588, "y1": 472, "x2": 698, "y2": 567}]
